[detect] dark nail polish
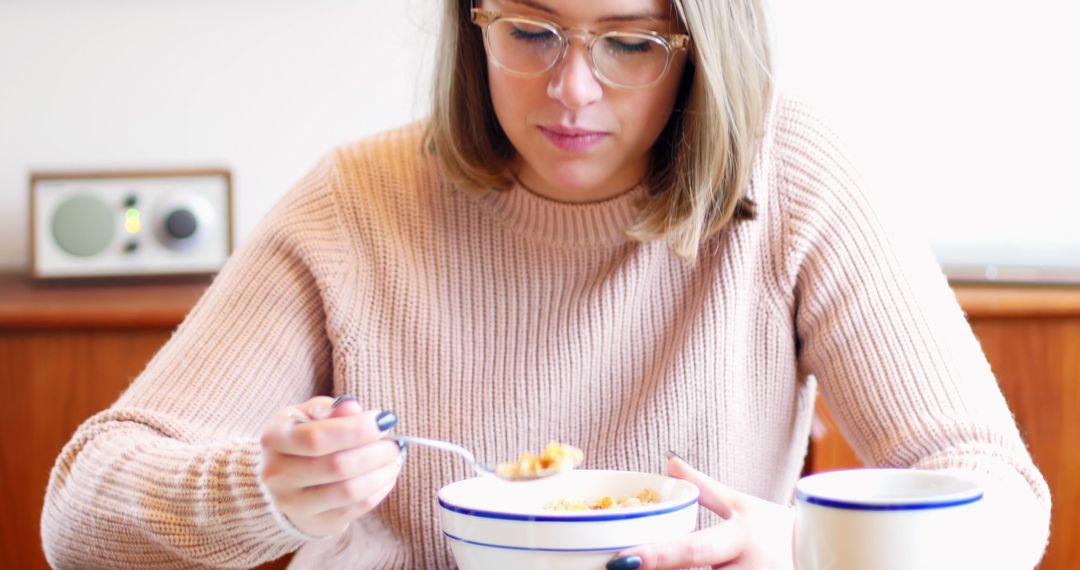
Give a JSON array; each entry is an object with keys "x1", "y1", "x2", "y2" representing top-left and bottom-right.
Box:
[
  {"x1": 665, "y1": 450, "x2": 685, "y2": 462},
  {"x1": 606, "y1": 555, "x2": 642, "y2": 570},
  {"x1": 375, "y1": 411, "x2": 398, "y2": 431},
  {"x1": 397, "y1": 439, "x2": 408, "y2": 451},
  {"x1": 331, "y1": 394, "x2": 356, "y2": 408}
]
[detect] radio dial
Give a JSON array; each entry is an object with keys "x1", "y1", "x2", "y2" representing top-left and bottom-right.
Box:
[
  {"x1": 155, "y1": 194, "x2": 214, "y2": 251},
  {"x1": 165, "y1": 209, "x2": 198, "y2": 240}
]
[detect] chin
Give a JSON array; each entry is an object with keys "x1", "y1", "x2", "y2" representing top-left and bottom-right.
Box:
[
  {"x1": 544, "y1": 158, "x2": 610, "y2": 184},
  {"x1": 540, "y1": 170, "x2": 608, "y2": 198}
]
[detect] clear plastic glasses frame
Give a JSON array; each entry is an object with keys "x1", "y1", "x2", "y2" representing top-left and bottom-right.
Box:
[{"x1": 470, "y1": 6, "x2": 690, "y2": 89}]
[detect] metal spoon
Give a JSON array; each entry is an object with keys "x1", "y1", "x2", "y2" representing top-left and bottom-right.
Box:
[
  {"x1": 387, "y1": 434, "x2": 573, "y2": 481},
  {"x1": 287, "y1": 412, "x2": 572, "y2": 481}
]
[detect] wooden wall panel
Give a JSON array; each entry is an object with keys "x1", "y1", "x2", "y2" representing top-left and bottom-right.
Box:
[
  {"x1": 1, "y1": 329, "x2": 172, "y2": 569},
  {"x1": 967, "y1": 317, "x2": 1080, "y2": 570},
  {"x1": 0, "y1": 274, "x2": 290, "y2": 570},
  {"x1": 0, "y1": 328, "x2": 292, "y2": 569}
]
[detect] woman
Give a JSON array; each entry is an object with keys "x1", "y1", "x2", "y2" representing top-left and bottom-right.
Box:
[{"x1": 42, "y1": 0, "x2": 1050, "y2": 568}]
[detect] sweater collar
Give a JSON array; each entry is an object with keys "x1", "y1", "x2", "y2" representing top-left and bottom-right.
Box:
[{"x1": 476, "y1": 182, "x2": 648, "y2": 248}]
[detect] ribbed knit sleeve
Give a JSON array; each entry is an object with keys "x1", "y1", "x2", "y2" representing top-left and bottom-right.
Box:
[
  {"x1": 776, "y1": 100, "x2": 1051, "y2": 567},
  {"x1": 41, "y1": 153, "x2": 352, "y2": 569}
]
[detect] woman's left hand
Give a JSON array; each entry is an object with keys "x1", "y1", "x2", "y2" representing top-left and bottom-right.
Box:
[{"x1": 606, "y1": 453, "x2": 794, "y2": 570}]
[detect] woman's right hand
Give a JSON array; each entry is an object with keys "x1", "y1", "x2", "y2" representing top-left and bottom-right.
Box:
[{"x1": 258, "y1": 395, "x2": 404, "y2": 537}]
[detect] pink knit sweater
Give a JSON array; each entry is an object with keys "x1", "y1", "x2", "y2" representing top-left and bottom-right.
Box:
[{"x1": 41, "y1": 97, "x2": 1050, "y2": 568}]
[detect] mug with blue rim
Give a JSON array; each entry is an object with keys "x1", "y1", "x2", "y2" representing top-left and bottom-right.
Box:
[{"x1": 795, "y1": 468, "x2": 984, "y2": 570}]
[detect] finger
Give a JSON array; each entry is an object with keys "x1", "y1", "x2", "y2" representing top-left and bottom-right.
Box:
[
  {"x1": 666, "y1": 452, "x2": 742, "y2": 519},
  {"x1": 316, "y1": 477, "x2": 399, "y2": 524},
  {"x1": 610, "y1": 526, "x2": 744, "y2": 570},
  {"x1": 298, "y1": 456, "x2": 403, "y2": 515},
  {"x1": 283, "y1": 396, "x2": 338, "y2": 423},
  {"x1": 286, "y1": 394, "x2": 364, "y2": 423},
  {"x1": 266, "y1": 408, "x2": 399, "y2": 457},
  {"x1": 264, "y1": 438, "x2": 402, "y2": 488},
  {"x1": 264, "y1": 396, "x2": 336, "y2": 443},
  {"x1": 326, "y1": 395, "x2": 362, "y2": 419}
]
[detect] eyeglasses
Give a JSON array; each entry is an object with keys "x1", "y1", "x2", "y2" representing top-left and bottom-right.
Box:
[{"x1": 470, "y1": 7, "x2": 690, "y2": 90}]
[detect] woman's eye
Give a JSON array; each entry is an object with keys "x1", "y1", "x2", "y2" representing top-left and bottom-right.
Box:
[
  {"x1": 604, "y1": 36, "x2": 654, "y2": 54},
  {"x1": 510, "y1": 25, "x2": 554, "y2": 43}
]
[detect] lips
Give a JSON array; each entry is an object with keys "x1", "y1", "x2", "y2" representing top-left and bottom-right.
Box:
[{"x1": 538, "y1": 125, "x2": 610, "y2": 152}]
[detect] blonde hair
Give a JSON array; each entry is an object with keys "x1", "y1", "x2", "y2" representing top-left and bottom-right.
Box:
[{"x1": 425, "y1": 0, "x2": 773, "y2": 260}]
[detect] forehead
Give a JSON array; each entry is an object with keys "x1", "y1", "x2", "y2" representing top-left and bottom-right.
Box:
[{"x1": 495, "y1": 0, "x2": 675, "y2": 24}]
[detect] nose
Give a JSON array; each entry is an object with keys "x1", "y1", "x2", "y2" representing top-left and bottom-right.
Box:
[{"x1": 546, "y1": 40, "x2": 603, "y2": 110}]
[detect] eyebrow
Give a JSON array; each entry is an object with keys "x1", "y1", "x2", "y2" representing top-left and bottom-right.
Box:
[{"x1": 503, "y1": 0, "x2": 671, "y2": 24}]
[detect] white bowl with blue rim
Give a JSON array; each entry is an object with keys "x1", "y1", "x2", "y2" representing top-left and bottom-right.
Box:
[
  {"x1": 794, "y1": 468, "x2": 986, "y2": 570},
  {"x1": 438, "y1": 469, "x2": 699, "y2": 570}
]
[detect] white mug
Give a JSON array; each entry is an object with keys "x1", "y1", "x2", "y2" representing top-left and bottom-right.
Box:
[{"x1": 794, "y1": 468, "x2": 984, "y2": 570}]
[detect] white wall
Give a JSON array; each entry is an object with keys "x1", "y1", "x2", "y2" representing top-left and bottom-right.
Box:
[
  {"x1": 0, "y1": 0, "x2": 438, "y2": 270},
  {"x1": 2, "y1": 0, "x2": 1078, "y2": 277},
  {"x1": 770, "y1": 0, "x2": 1080, "y2": 279}
]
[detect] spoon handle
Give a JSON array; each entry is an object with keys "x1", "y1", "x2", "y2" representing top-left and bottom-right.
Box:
[
  {"x1": 385, "y1": 434, "x2": 473, "y2": 461},
  {"x1": 386, "y1": 434, "x2": 493, "y2": 476},
  {"x1": 287, "y1": 412, "x2": 497, "y2": 477}
]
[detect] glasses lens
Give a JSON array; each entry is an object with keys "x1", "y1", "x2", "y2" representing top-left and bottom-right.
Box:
[
  {"x1": 593, "y1": 33, "x2": 670, "y2": 87},
  {"x1": 488, "y1": 18, "x2": 562, "y2": 74}
]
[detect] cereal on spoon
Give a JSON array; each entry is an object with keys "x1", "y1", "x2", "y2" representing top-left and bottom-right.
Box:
[{"x1": 494, "y1": 442, "x2": 584, "y2": 480}]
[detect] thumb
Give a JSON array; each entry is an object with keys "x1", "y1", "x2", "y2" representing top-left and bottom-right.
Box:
[
  {"x1": 665, "y1": 451, "x2": 742, "y2": 519},
  {"x1": 286, "y1": 395, "x2": 336, "y2": 423},
  {"x1": 288, "y1": 394, "x2": 361, "y2": 423},
  {"x1": 326, "y1": 394, "x2": 362, "y2": 419}
]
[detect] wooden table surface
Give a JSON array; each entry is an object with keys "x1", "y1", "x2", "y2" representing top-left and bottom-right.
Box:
[
  {"x1": 0, "y1": 273, "x2": 210, "y2": 328},
  {"x1": 953, "y1": 282, "x2": 1080, "y2": 318}
]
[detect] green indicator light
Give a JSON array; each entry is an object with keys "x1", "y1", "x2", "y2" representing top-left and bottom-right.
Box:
[{"x1": 124, "y1": 208, "x2": 142, "y2": 234}]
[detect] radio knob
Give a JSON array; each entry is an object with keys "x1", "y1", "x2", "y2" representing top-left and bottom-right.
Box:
[
  {"x1": 154, "y1": 194, "x2": 213, "y2": 251},
  {"x1": 164, "y1": 209, "x2": 198, "y2": 240}
]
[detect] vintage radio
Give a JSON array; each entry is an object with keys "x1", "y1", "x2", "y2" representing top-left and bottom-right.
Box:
[{"x1": 30, "y1": 169, "x2": 233, "y2": 280}]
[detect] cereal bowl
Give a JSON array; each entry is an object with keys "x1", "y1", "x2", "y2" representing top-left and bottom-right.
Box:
[{"x1": 438, "y1": 470, "x2": 699, "y2": 570}]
